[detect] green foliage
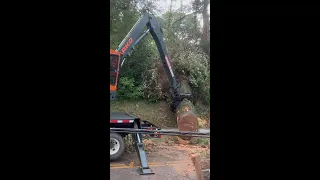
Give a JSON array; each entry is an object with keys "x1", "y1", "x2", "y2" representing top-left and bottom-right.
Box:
[
  {"x1": 110, "y1": 0, "x2": 140, "y2": 49},
  {"x1": 159, "y1": 11, "x2": 203, "y2": 56},
  {"x1": 196, "y1": 138, "x2": 210, "y2": 145},
  {"x1": 141, "y1": 62, "x2": 164, "y2": 102},
  {"x1": 116, "y1": 77, "x2": 143, "y2": 100},
  {"x1": 120, "y1": 37, "x2": 157, "y2": 85},
  {"x1": 157, "y1": 11, "x2": 211, "y2": 104},
  {"x1": 173, "y1": 48, "x2": 210, "y2": 104}
]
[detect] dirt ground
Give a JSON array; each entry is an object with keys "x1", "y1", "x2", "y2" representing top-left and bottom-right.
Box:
[
  {"x1": 144, "y1": 136, "x2": 210, "y2": 170},
  {"x1": 111, "y1": 136, "x2": 210, "y2": 180},
  {"x1": 110, "y1": 100, "x2": 210, "y2": 129}
]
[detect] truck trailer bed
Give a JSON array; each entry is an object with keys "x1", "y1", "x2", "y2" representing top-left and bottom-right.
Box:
[
  {"x1": 110, "y1": 112, "x2": 139, "y2": 128},
  {"x1": 110, "y1": 112, "x2": 138, "y2": 120}
]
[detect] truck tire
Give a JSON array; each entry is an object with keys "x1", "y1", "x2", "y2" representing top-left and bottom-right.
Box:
[{"x1": 110, "y1": 132, "x2": 125, "y2": 161}]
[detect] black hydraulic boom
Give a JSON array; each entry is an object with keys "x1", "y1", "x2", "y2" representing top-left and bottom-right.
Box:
[{"x1": 111, "y1": 13, "x2": 184, "y2": 110}]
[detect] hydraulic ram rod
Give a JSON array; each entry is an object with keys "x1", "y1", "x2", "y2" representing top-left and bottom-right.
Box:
[
  {"x1": 110, "y1": 128, "x2": 210, "y2": 138},
  {"x1": 111, "y1": 131, "x2": 210, "y2": 138}
]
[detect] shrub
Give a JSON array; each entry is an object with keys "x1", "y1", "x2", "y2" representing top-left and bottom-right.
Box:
[
  {"x1": 141, "y1": 48, "x2": 210, "y2": 105},
  {"x1": 173, "y1": 49, "x2": 210, "y2": 105},
  {"x1": 116, "y1": 77, "x2": 143, "y2": 100}
]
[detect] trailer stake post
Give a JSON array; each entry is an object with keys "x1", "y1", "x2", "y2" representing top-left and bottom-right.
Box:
[{"x1": 133, "y1": 121, "x2": 154, "y2": 175}]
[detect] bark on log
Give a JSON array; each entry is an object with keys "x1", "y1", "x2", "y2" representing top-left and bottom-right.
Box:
[{"x1": 176, "y1": 79, "x2": 199, "y2": 140}]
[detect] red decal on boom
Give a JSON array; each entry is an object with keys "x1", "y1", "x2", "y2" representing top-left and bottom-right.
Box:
[
  {"x1": 165, "y1": 56, "x2": 171, "y2": 68},
  {"x1": 121, "y1": 38, "x2": 133, "y2": 55}
]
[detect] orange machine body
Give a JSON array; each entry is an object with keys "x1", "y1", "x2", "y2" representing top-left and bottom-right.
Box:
[{"x1": 110, "y1": 49, "x2": 121, "y2": 92}]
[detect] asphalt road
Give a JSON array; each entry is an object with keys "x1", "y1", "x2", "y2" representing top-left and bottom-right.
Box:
[
  {"x1": 110, "y1": 166, "x2": 196, "y2": 180},
  {"x1": 110, "y1": 152, "x2": 198, "y2": 180}
]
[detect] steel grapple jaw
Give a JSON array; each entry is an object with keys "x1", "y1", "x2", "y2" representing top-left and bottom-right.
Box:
[{"x1": 170, "y1": 93, "x2": 193, "y2": 113}]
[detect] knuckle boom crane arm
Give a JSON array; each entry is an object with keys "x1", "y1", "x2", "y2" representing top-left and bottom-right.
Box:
[{"x1": 110, "y1": 13, "x2": 185, "y2": 110}]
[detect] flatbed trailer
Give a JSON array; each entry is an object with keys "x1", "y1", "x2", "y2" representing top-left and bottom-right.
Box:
[{"x1": 110, "y1": 112, "x2": 159, "y2": 131}]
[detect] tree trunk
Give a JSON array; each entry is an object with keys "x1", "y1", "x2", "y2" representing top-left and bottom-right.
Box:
[
  {"x1": 176, "y1": 79, "x2": 199, "y2": 140},
  {"x1": 202, "y1": 0, "x2": 209, "y2": 41},
  {"x1": 201, "y1": 0, "x2": 210, "y2": 58}
]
